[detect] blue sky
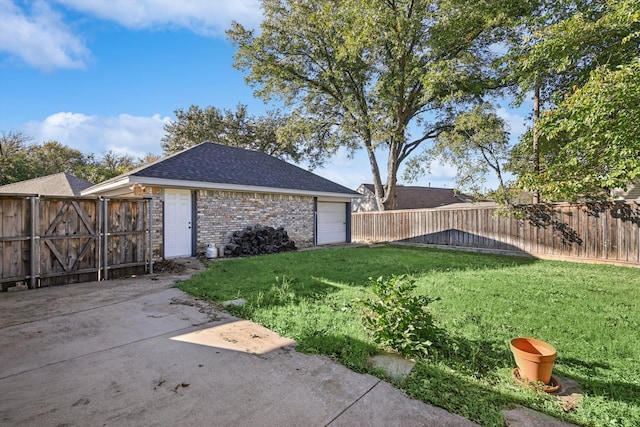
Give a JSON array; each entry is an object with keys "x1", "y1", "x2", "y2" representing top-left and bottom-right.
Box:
[{"x1": 0, "y1": 0, "x2": 530, "y2": 191}]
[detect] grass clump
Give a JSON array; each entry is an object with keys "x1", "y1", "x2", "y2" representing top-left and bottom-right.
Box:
[{"x1": 178, "y1": 245, "x2": 640, "y2": 426}]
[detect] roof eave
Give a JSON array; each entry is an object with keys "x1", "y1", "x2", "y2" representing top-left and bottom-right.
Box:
[
  {"x1": 81, "y1": 176, "x2": 133, "y2": 196},
  {"x1": 83, "y1": 176, "x2": 360, "y2": 200}
]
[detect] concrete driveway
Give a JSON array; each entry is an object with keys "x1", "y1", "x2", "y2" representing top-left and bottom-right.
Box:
[{"x1": 0, "y1": 259, "x2": 476, "y2": 427}]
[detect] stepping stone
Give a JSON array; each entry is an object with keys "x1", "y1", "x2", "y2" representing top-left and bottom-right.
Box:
[
  {"x1": 503, "y1": 405, "x2": 579, "y2": 426},
  {"x1": 367, "y1": 354, "x2": 415, "y2": 380},
  {"x1": 222, "y1": 298, "x2": 247, "y2": 308}
]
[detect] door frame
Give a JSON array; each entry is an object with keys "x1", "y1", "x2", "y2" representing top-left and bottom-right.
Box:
[
  {"x1": 315, "y1": 200, "x2": 351, "y2": 245},
  {"x1": 163, "y1": 188, "x2": 195, "y2": 258}
]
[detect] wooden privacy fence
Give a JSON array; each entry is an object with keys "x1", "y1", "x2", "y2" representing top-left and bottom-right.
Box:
[
  {"x1": 1, "y1": 194, "x2": 153, "y2": 290},
  {"x1": 352, "y1": 202, "x2": 640, "y2": 266}
]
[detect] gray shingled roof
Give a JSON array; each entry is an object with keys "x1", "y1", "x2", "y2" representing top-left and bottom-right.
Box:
[
  {"x1": 0, "y1": 173, "x2": 94, "y2": 196},
  {"x1": 127, "y1": 142, "x2": 358, "y2": 195},
  {"x1": 361, "y1": 184, "x2": 474, "y2": 209}
]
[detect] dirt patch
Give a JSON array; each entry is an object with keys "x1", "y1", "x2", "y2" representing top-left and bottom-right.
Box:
[
  {"x1": 170, "y1": 297, "x2": 224, "y2": 324},
  {"x1": 153, "y1": 260, "x2": 188, "y2": 274}
]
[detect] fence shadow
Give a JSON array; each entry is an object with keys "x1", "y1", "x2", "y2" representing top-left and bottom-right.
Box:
[
  {"x1": 401, "y1": 229, "x2": 531, "y2": 254},
  {"x1": 353, "y1": 202, "x2": 640, "y2": 266}
]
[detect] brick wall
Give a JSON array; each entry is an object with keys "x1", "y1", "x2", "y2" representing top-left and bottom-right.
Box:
[
  {"x1": 195, "y1": 190, "x2": 315, "y2": 254},
  {"x1": 139, "y1": 186, "x2": 164, "y2": 259}
]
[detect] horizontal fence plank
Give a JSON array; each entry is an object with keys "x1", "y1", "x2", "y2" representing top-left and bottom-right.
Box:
[
  {"x1": 0, "y1": 236, "x2": 30, "y2": 242},
  {"x1": 352, "y1": 202, "x2": 640, "y2": 267}
]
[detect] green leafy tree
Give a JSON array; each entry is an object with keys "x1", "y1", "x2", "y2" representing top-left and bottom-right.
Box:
[
  {"x1": 504, "y1": 0, "x2": 640, "y2": 200},
  {"x1": 528, "y1": 60, "x2": 640, "y2": 199},
  {"x1": 0, "y1": 131, "x2": 33, "y2": 185},
  {"x1": 0, "y1": 133, "x2": 153, "y2": 185},
  {"x1": 406, "y1": 104, "x2": 512, "y2": 202},
  {"x1": 81, "y1": 151, "x2": 143, "y2": 183},
  {"x1": 161, "y1": 104, "x2": 300, "y2": 160},
  {"x1": 27, "y1": 141, "x2": 90, "y2": 178},
  {"x1": 228, "y1": 0, "x2": 524, "y2": 210}
]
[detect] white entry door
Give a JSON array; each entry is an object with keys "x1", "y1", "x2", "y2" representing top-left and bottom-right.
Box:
[
  {"x1": 317, "y1": 202, "x2": 347, "y2": 245},
  {"x1": 164, "y1": 189, "x2": 192, "y2": 257}
]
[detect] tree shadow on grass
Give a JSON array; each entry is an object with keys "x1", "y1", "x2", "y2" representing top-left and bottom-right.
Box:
[
  {"x1": 553, "y1": 357, "x2": 640, "y2": 407},
  {"x1": 297, "y1": 330, "x2": 576, "y2": 426},
  {"x1": 435, "y1": 333, "x2": 514, "y2": 377},
  {"x1": 403, "y1": 361, "x2": 579, "y2": 426}
]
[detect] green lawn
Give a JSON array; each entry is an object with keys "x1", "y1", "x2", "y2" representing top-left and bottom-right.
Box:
[{"x1": 177, "y1": 245, "x2": 640, "y2": 426}]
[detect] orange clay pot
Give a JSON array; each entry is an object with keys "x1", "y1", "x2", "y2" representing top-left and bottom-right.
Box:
[{"x1": 510, "y1": 337, "x2": 557, "y2": 385}]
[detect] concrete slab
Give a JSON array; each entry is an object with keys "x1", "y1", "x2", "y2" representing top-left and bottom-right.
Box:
[
  {"x1": 171, "y1": 319, "x2": 296, "y2": 355},
  {"x1": 503, "y1": 405, "x2": 579, "y2": 427},
  {"x1": 0, "y1": 264, "x2": 481, "y2": 426},
  {"x1": 328, "y1": 380, "x2": 476, "y2": 427},
  {"x1": 1, "y1": 330, "x2": 383, "y2": 426}
]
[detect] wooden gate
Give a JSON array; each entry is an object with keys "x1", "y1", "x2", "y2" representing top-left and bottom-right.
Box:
[
  {"x1": 39, "y1": 197, "x2": 100, "y2": 286},
  {"x1": 1, "y1": 195, "x2": 152, "y2": 290}
]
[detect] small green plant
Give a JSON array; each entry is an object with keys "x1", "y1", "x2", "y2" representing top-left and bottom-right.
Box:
[{"x1": 356, "y1": 274, "x2": 441, "y2": 358}]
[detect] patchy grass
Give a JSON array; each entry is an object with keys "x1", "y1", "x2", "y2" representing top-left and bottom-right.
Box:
[{"x1": 178, "y1": 245, "x2": 640, "y2": 426}]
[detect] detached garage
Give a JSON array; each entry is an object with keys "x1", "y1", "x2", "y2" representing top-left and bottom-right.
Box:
[{"x1": 82, "y1": 142, "x2": 359, "y2": 259}]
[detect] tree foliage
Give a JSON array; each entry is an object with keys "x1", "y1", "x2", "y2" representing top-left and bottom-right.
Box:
[
  {"x1": 505, "y1": 0, "x2": 640, "y2": 201},
  {"x1": 28, "y1": 141, "x2": 89, "y2": 178},
  {"x1": 0, "y1": 131, "x2": 33, "y2": 185},
  {"x1": 161, "y1": 104, "x2": 300, "y2": 161},
  {"x1": 228, "y1": 0, "x2": 521, "y2": 210},
  {"x1": 406, "y1": 104, "x2": 512, "y2": 202},
  {"x1": 523, "y1": 60, "x2": 640, "y2": 200},
  {"x1": 0, "y1": 131, "x2": 156, "y2": 186}
]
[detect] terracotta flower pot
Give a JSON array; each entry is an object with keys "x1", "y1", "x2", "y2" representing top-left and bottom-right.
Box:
[{"x1": 510, "y1": 337, "x2": 557, "y2": 385}]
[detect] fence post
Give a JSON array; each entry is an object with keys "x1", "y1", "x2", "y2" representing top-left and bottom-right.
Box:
[
  {"x1": 148, "y1": 197, "x2": 153, "y2": 274},
  {"x1": 96, "y1": 198, "x2": 102, "y2": 281},
  {"x1": 29, "y1": 196, "x2": 37, "y2": 289},
  {"x1": 102, "y1": 198, "x2": 108, "y2": 281}
]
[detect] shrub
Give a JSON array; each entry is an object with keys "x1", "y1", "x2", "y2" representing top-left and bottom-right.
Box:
[{"x1": 356, "y1": 274, "x2": 441, "y2": 358}]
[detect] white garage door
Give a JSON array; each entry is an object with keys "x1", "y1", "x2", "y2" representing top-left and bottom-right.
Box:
[{"x1": 317, "y1": 202, "x2": 347, "y2": 245}]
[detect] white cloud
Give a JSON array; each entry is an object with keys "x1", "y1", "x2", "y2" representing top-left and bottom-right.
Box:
[
  {"x1": 54, "y1": 0, "x2": 263, "y2": 35},
  {"x1": 0, "y1": 0, "x2": 89, "y2": 70},
  {"x1": 0, "y1": 0, "x2": 261, "y2": 71},
  {"x1": 496, "y1": 107, "x2": 529, "y2": 140},
  {"x1": 24, "y1": 112, "x2": 171, "y2": 158}
]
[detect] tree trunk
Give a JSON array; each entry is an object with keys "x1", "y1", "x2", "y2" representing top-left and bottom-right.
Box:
[
  {"x1": 384, "y1": 141, "x2": 401, "y2": 210},
  {"x1": 532, "y1": 79, "x2": 541, "y2": 204},
  {"x1": 364, "y1": 141, "x2": 386, "y2": 211}
]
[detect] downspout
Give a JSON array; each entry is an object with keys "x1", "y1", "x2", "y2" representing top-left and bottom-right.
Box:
[
  {"x1": 345, "y1": 202, "x2": 352, "y2": 243},
  {"x1": 148, "y1": 197, "x2": 153, "y2": 274},
  {"x1": 313, "y1": 197, "x2": 318, "y2": 246}
]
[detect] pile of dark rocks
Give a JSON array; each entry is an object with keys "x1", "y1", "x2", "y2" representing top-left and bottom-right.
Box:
[{"x1": 223, "y1": 224, "x2": 296, "y2": 257}]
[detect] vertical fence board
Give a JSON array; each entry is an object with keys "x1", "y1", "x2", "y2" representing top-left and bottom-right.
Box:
[
  {"x1": 1, "y1": 195, "x2": 150, "y2": 289},
  {"x1": 352, "y1": 202, "x2": 640, "y2": 266}
]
